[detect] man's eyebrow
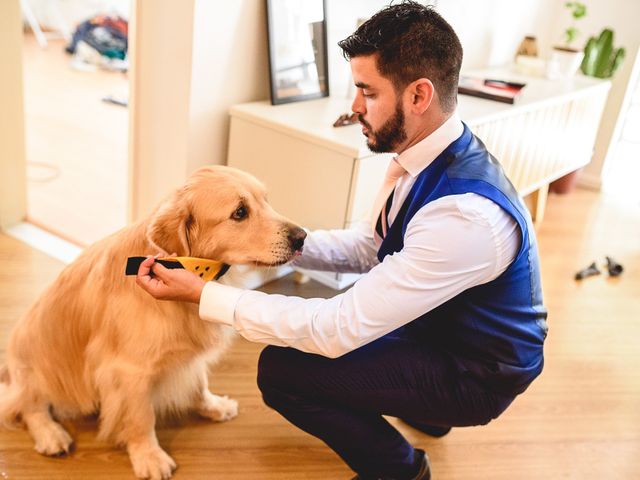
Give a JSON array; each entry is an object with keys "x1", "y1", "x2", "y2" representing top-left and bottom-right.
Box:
[{"x1": 355, "y1": 81, "x2": 371, "y2": 89}]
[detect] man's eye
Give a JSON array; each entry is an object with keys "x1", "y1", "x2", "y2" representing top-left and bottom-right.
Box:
[{"x1": 232, "y1": 206, "x2": 248, "y2": 221}]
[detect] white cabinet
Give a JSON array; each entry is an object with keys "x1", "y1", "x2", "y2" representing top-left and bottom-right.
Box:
[
  {"x1": 227, "y1": 68, "x2": 610, "y2": 289},
  {"x1": 228, "y1": 97, "x2": 392, "y2": 231}
]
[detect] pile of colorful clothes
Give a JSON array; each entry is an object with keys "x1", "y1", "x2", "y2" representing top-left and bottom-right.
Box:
[{"x1": 66, "y1": 15, "x2": 128, "y2": 72}]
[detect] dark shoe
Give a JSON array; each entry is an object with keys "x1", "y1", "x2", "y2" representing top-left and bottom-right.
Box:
[
  {"x1": 575, "y1": 261, "x2": 601, "y2": 280},
  {"x1": 351, "y1": 449, "x2": 431, "y2": 480},
  {"x1": 402, "y1": 418, "x2": 452, "y2": 438},
  {"x1": 606, "y1": 256, "x2": 624, "y2": 277},
  {"x1": 412, "y1": 450, "x2": 431, "y2": 480}
]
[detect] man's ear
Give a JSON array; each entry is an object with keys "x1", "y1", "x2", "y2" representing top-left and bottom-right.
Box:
[
  {"x1": 146, "y1": 190, "x2": 194, "y2": 257},
  {"x1": 408, "y1": 78, "x2": 435, "y2": 114}
]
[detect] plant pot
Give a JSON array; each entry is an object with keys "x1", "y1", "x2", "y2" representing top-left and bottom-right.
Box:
[
  {"x1": 546, "y1": 47, "x2": 585, "y2": 79},
  {"x1": 549, "y1": 169, "x2": 582, "y2": 194}
]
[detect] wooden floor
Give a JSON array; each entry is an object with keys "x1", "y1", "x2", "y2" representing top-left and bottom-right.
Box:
[{"x1": 1, "y1": 189, "x2": 639, "y2": 479}]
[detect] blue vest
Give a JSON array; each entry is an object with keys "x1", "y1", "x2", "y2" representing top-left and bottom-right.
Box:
[{"x1": 379, "y1": 124, "x2": 548, "y2": 396}]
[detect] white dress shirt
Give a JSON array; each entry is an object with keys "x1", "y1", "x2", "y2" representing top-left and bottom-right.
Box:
[{"x1": 200, "y1": 113, "x2": 520, "y2": 358}]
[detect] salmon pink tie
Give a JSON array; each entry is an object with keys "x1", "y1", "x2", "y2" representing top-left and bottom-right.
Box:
[{"x1": 371, "y1": 157, "x2": 406, "y2": 241}]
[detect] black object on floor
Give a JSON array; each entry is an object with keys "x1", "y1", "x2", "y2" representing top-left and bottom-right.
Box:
[
  {"x1": 606, "y1": 256, "x2": 624, "y2": 277},
  {"x1": 575, "y1": 262, "x2": 601, "y2": 280},
  {"x1": 102, "y1": 95, "x2": 128, "y2": 107}
]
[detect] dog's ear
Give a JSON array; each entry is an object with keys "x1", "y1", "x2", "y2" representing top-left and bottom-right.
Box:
[{"x1": 146, "y1": 191, "x2": 194, "y2": 256}]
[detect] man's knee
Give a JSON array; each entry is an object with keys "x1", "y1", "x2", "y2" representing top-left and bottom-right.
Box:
[
  {"x1": 257, "y1": 346, "x2": 280, "y2": 394},
  {"x1": 257, "y1": 345, "x2": 304, "y2": 396},
  {"x1": 258, "y1": 346, "x2": 312, "y2": 412},
  {"x1": 461, "y1": 390, "x2": 515, "y2": 427}
]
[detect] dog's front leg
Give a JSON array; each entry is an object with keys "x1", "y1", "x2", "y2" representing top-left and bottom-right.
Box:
[
  {"x1": 98, "y1": 370, "x2": 176, "y2": 480},
  {"x1": 194, "y1": 370, "x2": 238, "y2": 423},
  {"x1": 126, "y1": 431, "x2": 176, "y2": 480},
  {"x1": 23, "y1": 407, "x2": 74, "y2": 456}
]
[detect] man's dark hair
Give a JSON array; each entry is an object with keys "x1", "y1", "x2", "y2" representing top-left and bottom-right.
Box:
[{"x1": 338, "y1": 1, "x2": 463, "y2": 112}]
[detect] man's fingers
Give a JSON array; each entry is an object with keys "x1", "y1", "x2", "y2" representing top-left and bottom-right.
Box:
[
  {"x1": 136, "y1": 256, "x2": 168, "y2": 295},
  {"x1": 150, "y1": 261, "x2": 171, "y2": 281},
  {"x1": 134, "y1": 253, "x2": 205, "y2": 304},
  {"x1": 137, "y1": 255, "x2": 156, "y2": 279},
  {"x1": 137, "y1": 256, "x2": 176, "y2": 284},
  {"x1": 135, "y1": 268, "x2": 155, "y2": 292}
]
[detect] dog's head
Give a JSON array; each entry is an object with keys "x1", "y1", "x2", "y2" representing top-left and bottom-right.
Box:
[{"x1": 146, "y1": 166, "x2": 306, "y2": 266}]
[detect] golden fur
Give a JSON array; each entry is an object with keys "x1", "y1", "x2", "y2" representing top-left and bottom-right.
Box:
[{"x1": 0, "y1": 166, "x2": 305, "y2": 479}]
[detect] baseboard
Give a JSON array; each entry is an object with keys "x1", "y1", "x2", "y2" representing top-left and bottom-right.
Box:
[{"x1": 5, "y1": 222, "x2": 83, "y2": 264}]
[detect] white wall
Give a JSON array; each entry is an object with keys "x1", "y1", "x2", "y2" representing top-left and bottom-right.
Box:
[
  {"x1": 327, "y1": 0, "x2": 557, "y2": 99},
  {"x1": 127, "y1": 0, "x2": 196, "y2": 221},
  {"x1": 440, "y1": 0, "x2": 557, "y2": 68},
  {"x1": 187, "y1": 0, "x2": 270, "y2": 172},
  {"x1": 326, "y1": 0, "x2": 389, "y2": 99}
]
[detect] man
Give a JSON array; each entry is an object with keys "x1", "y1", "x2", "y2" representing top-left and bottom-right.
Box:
[{"x1": 136, "y1": 2, "x2": 548, "y2": 479}]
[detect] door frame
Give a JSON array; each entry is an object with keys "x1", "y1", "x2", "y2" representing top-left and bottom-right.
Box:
[{"x1": 0, "y1": 0, "x2": 27, "y2": 230}]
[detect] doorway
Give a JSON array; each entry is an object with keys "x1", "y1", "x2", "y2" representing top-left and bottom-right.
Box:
[{"x1": 22, "y1": 0, "x2": 130, "y2": 246}]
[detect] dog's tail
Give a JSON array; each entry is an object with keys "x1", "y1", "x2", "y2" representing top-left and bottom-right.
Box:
[{"x1": 0, "y1": 364, "x2": 22, "y2": 428}]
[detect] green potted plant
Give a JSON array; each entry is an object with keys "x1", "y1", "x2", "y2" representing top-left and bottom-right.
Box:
[
  {"x1": 581, "y1": 28, "x2": 626, "y2": 78},
  {"x1": 547, "y1": 2, "x2": 588, "y2": 79}
]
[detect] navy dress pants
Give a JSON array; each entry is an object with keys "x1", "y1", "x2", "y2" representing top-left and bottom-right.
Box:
[{"x1": 257, "y1": 333, "x2": 515, "y2": 479}]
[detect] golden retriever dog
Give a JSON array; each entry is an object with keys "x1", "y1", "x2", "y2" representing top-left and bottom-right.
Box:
[{"x1": 0, "y1": 165, "x2": 306, "y2": 479}]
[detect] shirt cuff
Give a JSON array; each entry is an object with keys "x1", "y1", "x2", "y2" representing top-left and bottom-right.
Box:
[{"x1": 198, "y1": 281, "x2": 245, "y2": 326}]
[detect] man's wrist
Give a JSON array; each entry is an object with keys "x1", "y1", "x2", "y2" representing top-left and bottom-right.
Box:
[
  {"x1": 192, "y1": 280, "x2": 206, "y2": 304},
  {"x1": 198, "y1": 281, "x2": 245, "y2": 325}
]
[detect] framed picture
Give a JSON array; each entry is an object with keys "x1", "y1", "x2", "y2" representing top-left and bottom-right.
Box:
[{"x1": 266, "y1": 0, "x2": 329, "y2": 105}]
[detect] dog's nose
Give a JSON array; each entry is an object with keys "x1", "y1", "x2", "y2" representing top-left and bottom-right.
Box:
[{"x1": 288, "y1": 227, "x2": 307, "y2": 252}]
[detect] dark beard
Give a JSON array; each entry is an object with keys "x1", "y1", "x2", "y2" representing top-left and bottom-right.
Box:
[{"x1": 360, "y1": 102, "x2": 407, "y2": 153}]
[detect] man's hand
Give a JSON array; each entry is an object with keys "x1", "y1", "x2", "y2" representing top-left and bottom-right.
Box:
[{"x1": 136, "y1": 255, "x2": 206, "y2": 303}]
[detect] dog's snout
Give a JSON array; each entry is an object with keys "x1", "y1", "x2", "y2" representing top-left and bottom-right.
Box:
[{"x1": 288, "y1": 227, "x2": 307, "y2": 252}]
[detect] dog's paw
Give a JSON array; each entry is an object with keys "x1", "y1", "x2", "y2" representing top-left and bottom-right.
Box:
[
  {"x1": 32, "y1": 422, "x2": 74, "y2": 456},
  {"x1": 198, "y1": 394, "x2": 238, "y2": 422},
  {"x1": 129, "y1": 446, "x2": 176, "y2": 480}
]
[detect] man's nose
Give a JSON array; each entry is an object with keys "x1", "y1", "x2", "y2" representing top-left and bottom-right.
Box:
[{"x1": 351, "y1": 89, "x2": 365, "y2": 115}]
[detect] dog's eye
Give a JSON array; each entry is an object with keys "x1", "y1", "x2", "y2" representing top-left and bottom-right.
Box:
[{"x1": 231, "y1": 206, "x2": 248, "y2": 221}]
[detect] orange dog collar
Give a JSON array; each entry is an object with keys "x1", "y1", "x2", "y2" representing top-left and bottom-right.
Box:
[{"x1": 125, "y1": 256, "x2": 230, "y2": 281}]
